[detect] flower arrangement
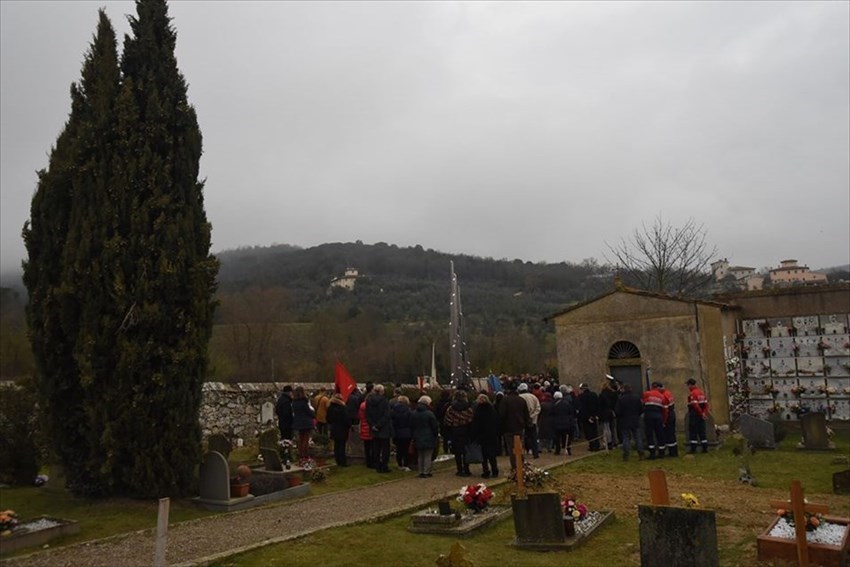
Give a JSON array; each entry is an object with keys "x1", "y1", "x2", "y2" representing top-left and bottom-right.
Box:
[
  {"x1": 508, "y1": 462, "x2": 554, "y2": 490},
  {"x1": 817, "y1": 341, "x2": 830, "y2": 351},
  {"x1": 766, "y1": 404, "x2": 780, "y2": 414},
  {"x1": 790, "y1": 385, "x2": 807, "y2": 396},
  {"x1": 762, "y1": 345, "x2": 772, "y2": 356},
  {"x1": 680, "y1": 493, "x2": 701, "y2": 508},
  {"x1": 279, "y1": 439, "x2": 295, "y2": 469},
  {"x1": 777, "y1": 508, "x2": 823, "y2": 532},
  {"x1": 562, "y1": 496, "x2": 588, "y2": 520},
  {"x1": 763, "y1": 384, "x2": 778, "y2": 395},
  {"x1": 0, "y1": 510, "x2": 19, "y2": 535},
  {"x1": 457, "y1": 483, "x2": 494, "y2": 512},
  {"x1": 298, "y1": 457, "x2": 316, "y2": 471},
  {"x1": 309, "y1": 467, "x2": 327, "y2": 483}
]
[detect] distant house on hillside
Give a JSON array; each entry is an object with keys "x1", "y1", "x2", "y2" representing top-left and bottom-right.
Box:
[
  {"x1": 712, "y1": 258, "x2": 763, "y2": 291},
  {"x1": 328, "y1": 267, "x2": 360, "y2": 293},
  {"x1": 769, "y1": 259, "x2": 827, "y2": 287}
]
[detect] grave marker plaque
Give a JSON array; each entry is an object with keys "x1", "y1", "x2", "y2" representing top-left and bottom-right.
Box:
[
  {"x1": 738, "y1": 414, "x2": 776, "y2": 449},
  {"x1": 638, "y1": 505, "x2": 719, "y2": 567},
  {"x1": 799, "y1": 412, "x2": 834, "y2": 450}
]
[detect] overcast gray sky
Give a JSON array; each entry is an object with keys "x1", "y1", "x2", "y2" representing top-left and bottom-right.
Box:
[{"x1": 2, "y1": 1, "x2": 848, "y2": 276}]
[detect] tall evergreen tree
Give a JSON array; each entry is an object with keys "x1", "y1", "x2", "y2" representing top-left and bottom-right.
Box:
[
  {"x1": 23, "y1": 1, "x2": 217, "y2": 498},
  {"x1": 23, "y1": 9, "x2": 122, "y2": 495},
  {"x1": 108, "y1": 0, "x2": 218, "y2": 497}
]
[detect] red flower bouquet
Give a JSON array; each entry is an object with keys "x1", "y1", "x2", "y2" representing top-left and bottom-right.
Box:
[{"x1": 457, "y1": 483, "x2": 494, "y2": 513}]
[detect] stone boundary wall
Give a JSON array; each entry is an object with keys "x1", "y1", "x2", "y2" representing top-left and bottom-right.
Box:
[{"x1": 200, "y1": 382, "x2": 330, "y2": 440}]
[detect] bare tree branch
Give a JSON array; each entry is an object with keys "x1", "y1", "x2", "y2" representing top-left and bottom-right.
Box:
[{"x1": 604, "y1": 215, "x2": 717, "y2": 295}]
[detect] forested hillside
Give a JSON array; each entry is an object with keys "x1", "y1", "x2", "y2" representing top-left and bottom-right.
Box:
[{"x1": 212, "y1": 241, "x2": 613, "y2": 383}]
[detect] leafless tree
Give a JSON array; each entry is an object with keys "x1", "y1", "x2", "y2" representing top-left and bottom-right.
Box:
[{"x1": 605, "y1": 216, "x2": 717, "y2": 296}]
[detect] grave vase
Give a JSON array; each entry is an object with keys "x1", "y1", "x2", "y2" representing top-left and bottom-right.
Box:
[
  {"x1": 230, "y1": 482, "x2": 250, "y2": 498},
  {"x1": 563, "y1": 517, "x2": 575, "y2": 537},
  {"x1": 438, "y1": 500, "x2": 452, "y2": 515}
]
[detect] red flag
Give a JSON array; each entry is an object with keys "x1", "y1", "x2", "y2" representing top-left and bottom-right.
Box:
[{"x1": 334, "y1": 361, "x2": 357, "y2": 402}]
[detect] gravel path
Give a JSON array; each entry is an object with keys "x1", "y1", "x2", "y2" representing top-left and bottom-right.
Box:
[{"x1": 4, "y1": 449, "x2": 589, "y2": 567}]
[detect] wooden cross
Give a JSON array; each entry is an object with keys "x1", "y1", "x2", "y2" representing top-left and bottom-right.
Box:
[
  {"x1": 648, "y1": 469, "x2": 670, "y2": 505},
  {"x1": 512, "y1": 434, "x2": 525, "y2": 496},
  {"x1": 768, "y1": 480, "x2": 830, "y2": 567}
]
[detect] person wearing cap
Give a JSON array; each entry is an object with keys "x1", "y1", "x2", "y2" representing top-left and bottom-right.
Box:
[
  {"x1": 660, "y1": 384, "x2": 678, "y2": 457},
  {"x1": 519, "y1": 382, "x2": 542, "y2": 458},
  {"x1": 642, "y1": 382, "x2": 667, "y2": 459},
  {"x1": 578, "y1": 383, "x2": 601, "y2": 451},
  {"x1": 411, "y1": 395, "x2": 438, "y2": 478},
  {"x1": 551, "y1": 390, "x2": 577, "y2": 456},
  {"x1": 686, "y1": 378, "x2": 710, "y2": 453}
]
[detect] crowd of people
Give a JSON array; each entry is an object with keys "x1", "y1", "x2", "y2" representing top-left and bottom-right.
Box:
[{"x1": 273, "y1": 373, "x2": 711, "y2": 478}]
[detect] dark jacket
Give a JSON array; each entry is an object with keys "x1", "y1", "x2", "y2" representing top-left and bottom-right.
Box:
[
  {"x1": 470, "y1": 400, "x2": 500, "y2": 457},
  {"x1": 599, "y1": 388, "x2": 620, "y2": 422},
  {"x1": 615, "y1": 390, "x2": 643, "y2": 430},
  {"x1": 291, "y1": 397, "x2": 315, "y2": 431},
  {"x1": 346, "y1": 389, "x2": 363, "y2": 424},
  {"x1": 550, "y1": 397, "x2": 576, "y2": 431},
  {"x1": 538, "y1": 398, "x2": 554, "y2": 440},
  {"x1": 444, "y1": 400, "x2": 473, "y2": 451},
  {"x1": 498, "y1": 391, "x2": 530, "y2": 435},
  {"x1": 391, "y1": 401, "x2": 413, "y2": 439},
  {"x1": 275, "y1": 391, "x2": 293, "y2": 429},
  {"x1": 366, "y1": 393, "x2": 393, "y2": 439},
  {"x1": 578, "y1": 389, "x2": 600, "y2": 423},
  {"x1": 326, "y1": 398, "x2": 350, "y2": 441},
  {"x1": 410, "y1": 403, "x2": 439, "y2": 450}
]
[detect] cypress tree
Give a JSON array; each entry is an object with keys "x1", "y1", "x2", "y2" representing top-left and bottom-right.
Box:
[
  {"x1": 23, "y1": 9, "x2": 122, "y2": 495},
  {"x1": 108, "y1": 0, "x2": 217, "y2": 497},
  {"x1": 23, "y1": 1, "x2": 217, "y2": 498}
]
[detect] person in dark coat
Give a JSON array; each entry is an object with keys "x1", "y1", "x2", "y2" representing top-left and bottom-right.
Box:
[
  {"x1": 578, "y1": 383, "x2": 601, "y2": 451},
  {"x1": 599, "y1": 379, "x2": 620, "y2": 450},
  {"x1": 365, "y1": 384, "x2": 393, "y2": 473},
  {"x1": 391, "y1": 396, "x2": 413, "y2": 471},
  {"x1": 615, "y1": 383, "x2": 644, "y2": 461},
  {"x1": 411, "y1": 395, "x2": 438, "y2": 477},
  {"x1": 291, "y1": 385, "x2": 315, "y2": 459},
  {"x1": 346, "y1": 387, "x2": 364, "y2": 426},
  {"x1": 471, "y1": 393, "x2": 500, "y2": 478},
  {"x1": 275, "y1": 385, "x2": 294, "y2": 441},
  {"x1": 550, "y1": 391, "x2": 576, "y2": 455},
  {"x1": 434, "y1": 389, "x2": 453, "y2": 455},
  {"x1": 444, "y1": 390, "x2": 474, "y2": 476},
  {"x1": 497, "y1": 383, "x2": 531, "y2": 472},
  {"x1": 538, "y1": 392, "x2": 555, "y2": 453},
  {"x1": 326, "y1": 393, "x2": 350, "y2": 466}
]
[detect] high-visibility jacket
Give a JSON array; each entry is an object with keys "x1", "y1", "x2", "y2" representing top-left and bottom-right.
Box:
[
  {"x1": 642, "y1": 388, "x2": 668, "y2": 423},
  {"x1": 687, "y1": 386, "x2": 709, "y2": 418}
]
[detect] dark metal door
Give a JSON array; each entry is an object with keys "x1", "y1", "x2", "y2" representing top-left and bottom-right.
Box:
[{"x1": 610, "y1": 365, "x2": 643, "y2": 393}]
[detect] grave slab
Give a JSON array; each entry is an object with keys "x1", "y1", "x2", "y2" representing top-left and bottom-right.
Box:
[
  {"x1": 638, "y1": 505, "x2": 718, "y2": 567},
  {"x1": 798, "y1": 412, "x2": 835, "y2": 451}
]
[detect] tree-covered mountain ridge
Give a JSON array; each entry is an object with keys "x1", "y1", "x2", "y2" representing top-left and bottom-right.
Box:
[{"x1": 215, "y1": 241, "x2": 614, "y2": 328}]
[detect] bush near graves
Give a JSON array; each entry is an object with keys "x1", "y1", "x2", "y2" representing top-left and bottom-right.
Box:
[{"x1": 0, "y1": 380, "x2": 43, "y2": 485}]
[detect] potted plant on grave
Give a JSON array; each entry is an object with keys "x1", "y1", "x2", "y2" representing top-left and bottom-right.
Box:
[
  {"x1": 561, "y1": 496, "x2": 588, "y2": 536},
  {"x1": 230, "y1": 464, "x2": 252, "y2": 498}
]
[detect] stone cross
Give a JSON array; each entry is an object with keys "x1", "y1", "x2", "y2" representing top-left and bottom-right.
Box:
[
  {"x1": 767, "y1": 480, "x2": 830, "y2": 567},
  {"x1": 512, "y1": 434, "x2": 525, "y2": 496}
]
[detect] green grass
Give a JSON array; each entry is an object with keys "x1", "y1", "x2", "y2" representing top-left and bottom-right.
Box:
[{"x1": 215, "y1": 428, "x2": 850, "y2": 567}]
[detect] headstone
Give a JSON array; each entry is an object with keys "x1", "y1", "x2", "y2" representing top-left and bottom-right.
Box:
[
  {"x1": 347, "y1": 429, "x2": 365, "y2": 459},
  {"x1": 798, "y1": 412, "x2": 834, "y2": 450},
  {"x1": 198, "y1": 451, "x2": 230, "y2": 502},
  {"x1": 638, "y1": 505, "x2": 719, "y2": 567},
  {"x1": 260, "y1": 402, "x2": 275, "y2": 425},
  {"x1": 260, "y1": 447, "x2": 283, "y2": 472},
  {"x1": 258, "y1": 428, "x2": 279, "y2": 449},
  {"x1": 833, "y1": 469, "x2": 850, "y2": 494},
  {"x1": 738, "y1": 414, "x2": 776, "y2": 449},
  {"x1": 207, "y1": 433, "x2": 232, "y2": 458},
  {"x1": 511, "y1": 492, "x2": 565, "y2": 544}
]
